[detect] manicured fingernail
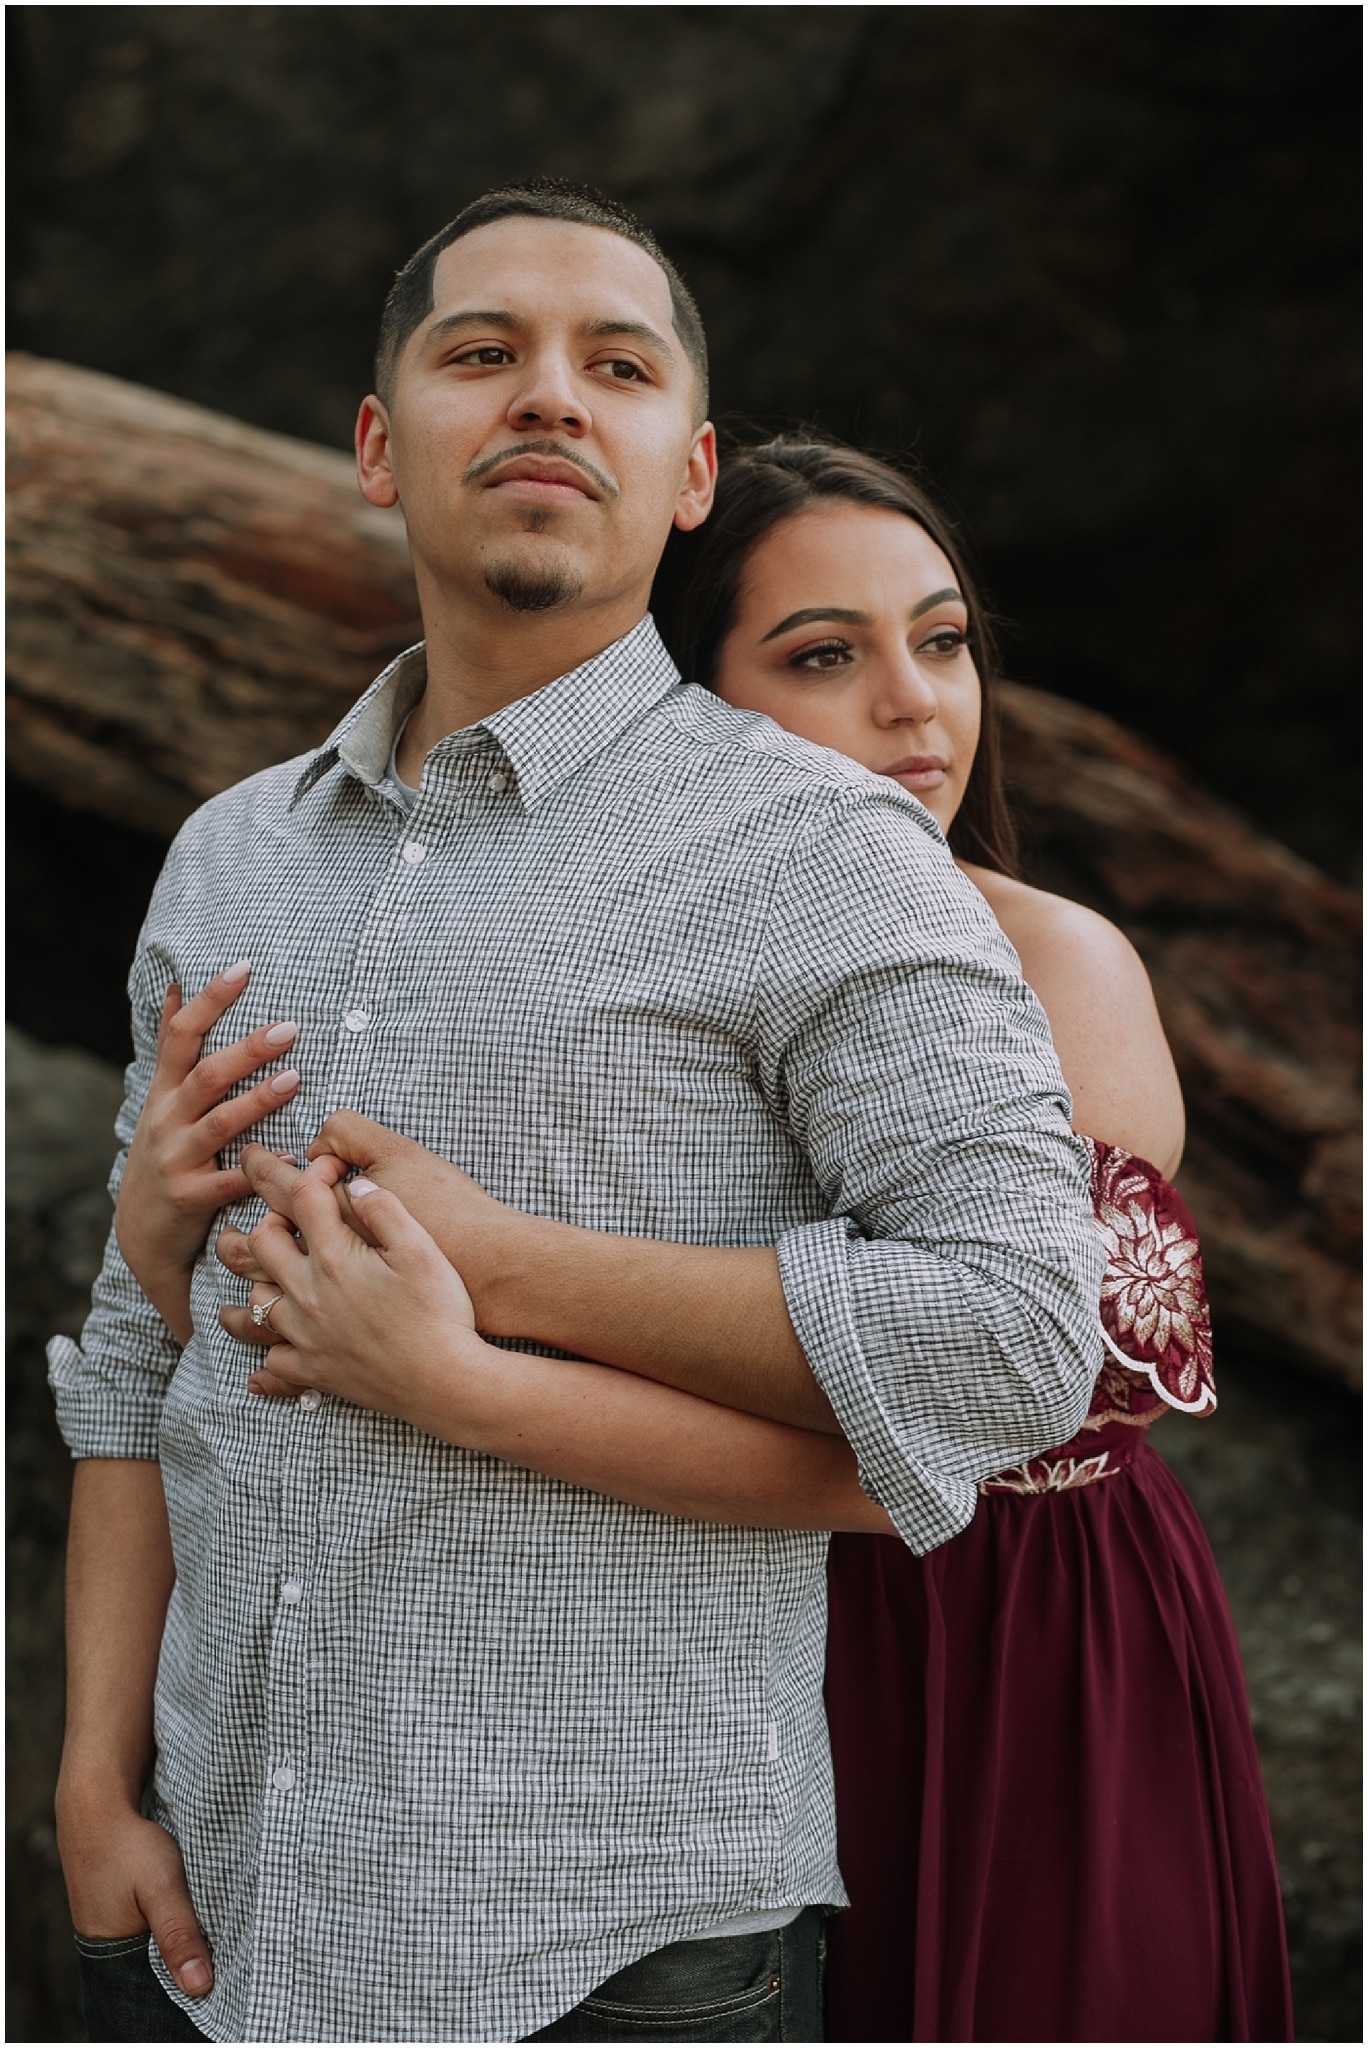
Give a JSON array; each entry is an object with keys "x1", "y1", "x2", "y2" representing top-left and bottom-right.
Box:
[
  {"x1": 221, "y1": 959, "x2": 251, "y2": 984},
  {"x1": 350, "y1": 1177, "x2": 379, "y2": 1197},
  {"x1": 264, "y1": 1020, "x2": 298, "y2": 1048},
  {"x1": 181, "y1": 1960, "x2": 211, "y2": 1993},
  {"x1": 270, "y1": 1068, "x2": 300, "y2": 1095}
]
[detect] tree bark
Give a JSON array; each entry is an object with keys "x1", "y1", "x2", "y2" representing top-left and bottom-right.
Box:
[
  {"x1": 7, "y1": 353, "x2": 1359, "y2": 1389},
  {"x1": 6, "y1": 352, "x2": 422, "y2": 837},
  {"x1": 998, "y1": 684, "x2": 1360, "y2": 1391}
]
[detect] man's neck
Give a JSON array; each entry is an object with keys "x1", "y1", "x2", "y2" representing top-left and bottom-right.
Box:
[{"x1": 396, "y1": 588, "x2": 649, "y2": 787}]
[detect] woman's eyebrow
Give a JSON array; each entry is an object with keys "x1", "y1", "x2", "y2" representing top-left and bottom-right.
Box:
[
  {"x1": 761, "y1": 606, "x2": 872, "y2": 642},
  {"x1": 910, "y1": 587, "x2": 964, "y2": 618}
]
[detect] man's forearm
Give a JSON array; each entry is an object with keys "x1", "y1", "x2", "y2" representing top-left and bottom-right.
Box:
[
  {"x1": 57, "y1": 1458, "x2": 175, "y2": 1821},
  {"x1": 474, "y1": 1221, "x2": 842, "y2": 1434},
  {"x1": 55, "y1": 1459, "x2": 216, "y2": 1992}
]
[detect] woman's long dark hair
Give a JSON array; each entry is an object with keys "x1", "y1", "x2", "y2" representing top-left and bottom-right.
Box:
[{"x1": 651, "y1": 434, "x2": 1019, "y2": 877}]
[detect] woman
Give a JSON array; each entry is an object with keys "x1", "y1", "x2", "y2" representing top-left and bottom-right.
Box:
[
  {"x1": 119, "y1": 437, "x2": 1291, "y2": 2041},
  {"x1": 655, "y1": 439, "x2": 1293, "y2": 2042}
]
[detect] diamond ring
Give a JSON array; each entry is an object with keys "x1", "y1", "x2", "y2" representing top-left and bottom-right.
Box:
[{"x1": 250, "y1": 1294, "x2": 285, "y2": 1332}]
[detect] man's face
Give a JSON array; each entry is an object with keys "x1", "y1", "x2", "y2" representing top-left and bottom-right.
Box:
[{"x1": 358, "y1": 217, "x2": 714, "y2": 619}]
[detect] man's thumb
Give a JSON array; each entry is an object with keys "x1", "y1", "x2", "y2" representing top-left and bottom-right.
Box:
[{"x1": 143, "y1": 1871, "x2": 213, "y2": 1997}]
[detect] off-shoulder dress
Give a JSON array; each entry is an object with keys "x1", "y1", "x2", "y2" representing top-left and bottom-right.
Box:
[{"x1": 823, "y1": 1140, "x2": 1294, "y2": 2042}]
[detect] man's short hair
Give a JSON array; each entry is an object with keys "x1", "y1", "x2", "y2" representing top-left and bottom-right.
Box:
[{"x1": 375, "y1": 176, "x2": 709, "y2": 422}]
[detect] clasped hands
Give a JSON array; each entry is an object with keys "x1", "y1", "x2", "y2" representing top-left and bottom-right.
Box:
[
  {"x1": 114, "y1": 962, "x2": 516, "y2": 1429},
  {"x1": 215, "y1": 1138, "x2": 489, "y2": 1420}
]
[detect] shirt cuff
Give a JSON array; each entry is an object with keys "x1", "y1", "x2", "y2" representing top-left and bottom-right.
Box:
[
  {"x1": 775, "y1": 1217, "x2": 977, "y2": 1556},
  {"x1": 47, "y1": 1335, "x2": 166, "y2": 1460}
]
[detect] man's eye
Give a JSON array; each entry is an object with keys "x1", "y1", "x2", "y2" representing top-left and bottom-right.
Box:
[
  {"x1": 597, "y1": 359, "x2": 644, "y2": 381},
  {"x1": 457, "y1": 346, "x2": 513, "y2": 367},
  {"x1": 790, "y1": 641, "x2": 853, "y2": 672}
]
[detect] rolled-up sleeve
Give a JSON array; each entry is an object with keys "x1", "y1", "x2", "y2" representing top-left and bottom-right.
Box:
[
  {"x1": 48, "y1": 938, "x2": 181, "y2": 1460},
  {"x1": 757, "y1": 787, "x2": 1104, "y2": 1554}
]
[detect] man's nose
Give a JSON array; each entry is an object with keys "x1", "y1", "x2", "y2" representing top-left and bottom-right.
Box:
[
  {"x1": 506, "y1": 352, "x2": 589, "y2": 435},
  {"x1": 873, "y1": 650, "x2": 939, "y2": 725}
]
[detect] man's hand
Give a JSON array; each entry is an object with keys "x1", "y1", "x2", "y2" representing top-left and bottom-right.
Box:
[
  {"x1": 59, "y1": 1460, "x2": 212, "y2": 2000},
  {"x1": 57, "y1": 1796, "x2": 214, "y2": 1998},
  {"x1": 116, "y1": 962, "x2": 303, "y2": 1345}
]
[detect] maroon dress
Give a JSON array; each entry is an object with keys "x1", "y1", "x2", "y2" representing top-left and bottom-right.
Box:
[{"x1": 824, "y1": 1141, "x2": 1293, "y2": 2042}]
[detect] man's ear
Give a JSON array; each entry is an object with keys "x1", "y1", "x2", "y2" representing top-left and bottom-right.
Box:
[
  {"x1": 356, "y1": 396, "x2": 399, "y2": 509},
  {"x1": 674, "y1": 422, "x2": 717, "y2": 533}
]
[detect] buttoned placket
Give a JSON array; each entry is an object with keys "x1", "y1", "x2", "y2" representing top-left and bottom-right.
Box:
[
  {"x1": 249, "y1": 734, "x2": 517, "y2": 2037},
  {"x1": 247, "y1": 774, "x2": 418, "y2": 2036}
]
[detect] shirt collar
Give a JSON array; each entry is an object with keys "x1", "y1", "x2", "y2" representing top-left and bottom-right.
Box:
[{"x1": 290, "y1": 616, "x2": 679, "y2": 811}]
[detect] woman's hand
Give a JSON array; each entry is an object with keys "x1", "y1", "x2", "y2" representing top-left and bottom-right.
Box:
[
  {"x1": 217, "y1": 1160, "x2": 490, "y2": 1434},
  {"x1": 217, "y1": 1112, "x2": 518, "y2": 1323},
  {"x1": 308, "y1": 1111, "x2": 511, "y2": 1284},
  {"x1": 116, "y1": 962, "x2": 302, "y2": 1345},
  {"x1": 217, "y1": 1158, "x2": 894, "y2": 1533}
]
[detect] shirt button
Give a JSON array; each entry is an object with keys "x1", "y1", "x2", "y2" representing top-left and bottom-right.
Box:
[
  {"x1": 401, "y1": 841, "x2": 427, "y2": 865},
  {"x1": 342, "y1": 1008, "x2": 369, "y2": 1033},
  {"x1": 297, "y1": 1389, "x2": 323, "y2": 1413},
  {"x1": 271, "y1": 1766, "x2": 296, "y2": 1792},
  {"x1": 281, "y1": 1580, "x2": 303, "y2": 1605},
  {"x1": 487, "y1": 770, "x2": 509, "y2": 794}
]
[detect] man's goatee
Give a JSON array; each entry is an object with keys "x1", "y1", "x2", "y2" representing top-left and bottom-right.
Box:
[{"x1": 484, "y1": 560, "x2": 583, "y2": 614}]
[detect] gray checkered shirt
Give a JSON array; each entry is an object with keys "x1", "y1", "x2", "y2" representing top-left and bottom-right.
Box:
[{"x1": 50, "y1": 617, "x2": 1102, "y2": 2043}]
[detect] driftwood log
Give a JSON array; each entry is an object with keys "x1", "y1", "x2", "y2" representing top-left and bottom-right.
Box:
[{"x1": 7, "y1": 353, "x2": 1361, "y2": 1390}]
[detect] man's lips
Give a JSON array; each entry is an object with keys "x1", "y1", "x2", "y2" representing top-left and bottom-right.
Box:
[
  {"x1": 881, "y1": 755, "x2": 948, "y2": 792},
  {"x1": 483, "y1": 457, "x2": 600, "y2": 502}
]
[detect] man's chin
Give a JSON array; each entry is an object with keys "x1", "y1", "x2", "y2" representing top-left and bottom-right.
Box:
[{"x1": 482, "y1": 553, "x2": 584, "y2": 616}]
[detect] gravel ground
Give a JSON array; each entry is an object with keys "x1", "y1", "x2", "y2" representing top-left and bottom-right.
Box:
[{"x1": 7, "y1": 1028, "x2": 1360, "y2": 2042}]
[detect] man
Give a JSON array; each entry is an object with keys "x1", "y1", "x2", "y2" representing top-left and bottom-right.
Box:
[{"x1": 52, "y1": 179, "x2": 1102, "y2": 2043}]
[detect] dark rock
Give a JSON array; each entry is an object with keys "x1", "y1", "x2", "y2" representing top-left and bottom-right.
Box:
[
  {"x1": 999, "y1": 682, "x2": 1361, "y2": 1391},
  {"x1": 7, "y1": 6, "x2": 1359, "y2": 878}
]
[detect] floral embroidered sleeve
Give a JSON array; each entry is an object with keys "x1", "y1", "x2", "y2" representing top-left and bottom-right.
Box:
[
  {"x1": 980, "y1": 1139, "x2": 1215, "y2": 1497},
  {"x1": 1087, "y1": 1138, "x2": 1216, "y2": 1416}
]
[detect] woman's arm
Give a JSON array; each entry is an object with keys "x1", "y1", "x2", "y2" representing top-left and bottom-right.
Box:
[
  {"x1": 116, "y1": 964, "x2": 304, "y2": 1344},
  {"x1": 961, "y1": 869, "x2": 1186, "y2": 1178},
  {"x1": 218, "y1": 1165, "x2": 894, "y2": 1534},
  {"x1": 223, "y1": 887, "x2": 1166, "y2": 1442},
  {"x1": 226, "y1": 1136, "x2": 839, "y2": 1431}
]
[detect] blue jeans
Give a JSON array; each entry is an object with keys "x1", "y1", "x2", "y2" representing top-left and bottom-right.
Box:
[
  {"x1": 528, "y1": 1909, "x2": 827, "y2": 2041},
  {"x1": 73, "y1": 1910, "x2": 827, "y2": 2042},
  {"x1": 74, "y1": 1933, "x2": 208, "y2": 2042}
]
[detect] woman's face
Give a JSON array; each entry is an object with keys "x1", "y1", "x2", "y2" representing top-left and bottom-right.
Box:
[{"x1": 713, "y1": 503, "x2": 981, "y2": 832}]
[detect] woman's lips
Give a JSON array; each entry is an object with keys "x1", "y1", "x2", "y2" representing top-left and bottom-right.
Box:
[{"x1": 881, "y1": 756, "x2": 948, "y2": 794}]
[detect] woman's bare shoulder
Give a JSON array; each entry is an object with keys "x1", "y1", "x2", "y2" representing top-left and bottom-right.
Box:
[
  {"x1": 958, "y1": 863, "x2": 1185, "y2": 1176},
  {"x1": 957, "y1": 865, "x2": 1145, "y2": 991}
]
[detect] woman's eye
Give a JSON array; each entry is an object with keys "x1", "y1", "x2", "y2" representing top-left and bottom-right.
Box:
[
  {"x1": 919, "y1": 628, "x2": 969, "y2": 657},
  {"x1": 789, "y1": 640, "x2": 853, "y2": 672}
]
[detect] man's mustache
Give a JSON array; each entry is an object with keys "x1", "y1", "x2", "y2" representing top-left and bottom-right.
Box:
[{"x1": 462, "y1": 439, "x2": 620, "y2": 502}]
